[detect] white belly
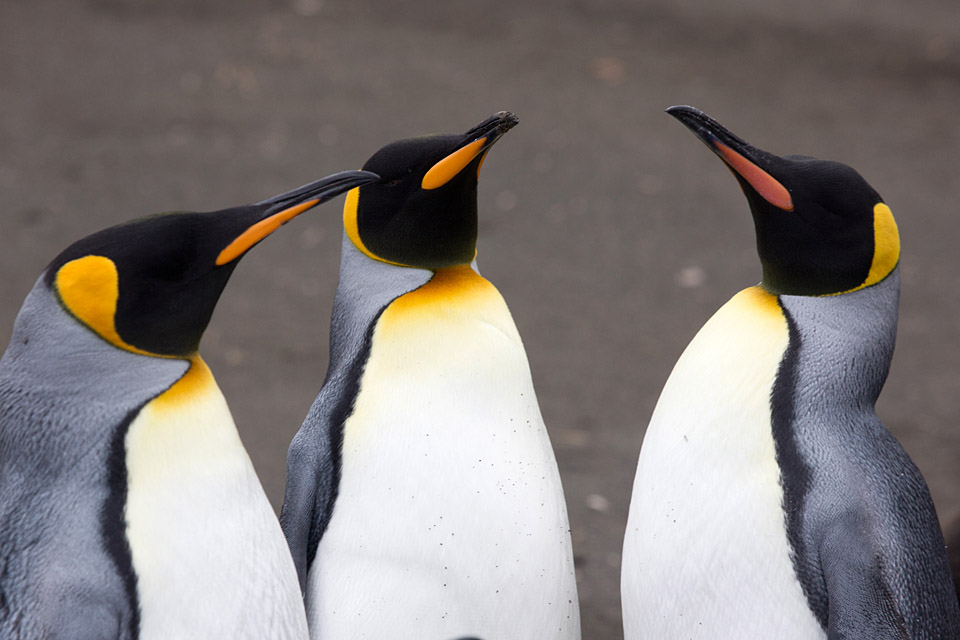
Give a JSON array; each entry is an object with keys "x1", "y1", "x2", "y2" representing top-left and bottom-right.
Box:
[
  {"x1": 308, "y1": 268, "x2": 579, "y2": 640},
  {"x1": 622, "y1": 287, "x2": 825, "y2": 639},
  {"x1": 125, "y1": 359, "x2": 307, "y2": 640}
]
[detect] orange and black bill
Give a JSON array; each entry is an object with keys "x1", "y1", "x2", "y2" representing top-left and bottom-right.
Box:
[{"x1": 666, "y1": 105, "x2": 793, "y2": 212}]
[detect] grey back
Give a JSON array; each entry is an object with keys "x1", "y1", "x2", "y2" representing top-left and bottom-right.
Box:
[
  {"x1": 0, "y1": 277, "x2": 188, "y2": 639},
  {"x1": 280, "y1": 235, "x2": 431, "y2": 590},
  {"x1": 774, "y1": 268, "x2": 960, "y2": 637}
]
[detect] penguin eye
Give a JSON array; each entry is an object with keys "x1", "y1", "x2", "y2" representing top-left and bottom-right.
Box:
[{"x1": 382, "y1": 178, "x2": 404, "y2": 187}]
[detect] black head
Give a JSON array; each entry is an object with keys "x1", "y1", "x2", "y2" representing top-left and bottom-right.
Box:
[
  {"x1": 44, "y1": 170, "x2": 378, "y2": 357},
  {"x1": 667, "y1": 105, "x2": 899, "y2": 296},
  {"x1": 344, "y1": 111, "x2": 519, "y2": 269}
]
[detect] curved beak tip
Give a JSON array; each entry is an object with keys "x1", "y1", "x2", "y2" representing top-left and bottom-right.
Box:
[
  {"x1": 496, "y1": 110, "x2": 520, "y2": 130},
  {"x1": 420, "y1": 114, "x2": 518, "y2": 190},
  {"x1": 464, "y1": 111, "x2": 520, "y2": 144},
  {"x1": 665, "y1": 105, "x2": 717, "y2": 140},
  {"x1": 665, "y1": 104, "x2": 697, "y2": 115}
]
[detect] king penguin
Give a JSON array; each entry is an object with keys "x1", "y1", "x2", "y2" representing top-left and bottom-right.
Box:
[
  {"x1": 621, "y1": 106, "x2": 960, "y2": 639},
  {"x1": 280, "y1": 112, "x2": 581, "y2": 640},
  {"x1": 0, "y1": 169, "x2": 377, "y2": 640}
]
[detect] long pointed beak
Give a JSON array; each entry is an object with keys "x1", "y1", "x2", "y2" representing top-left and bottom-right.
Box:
[
  {"x1": 257, "y1": 170, "x2": 381, "y2": 212},
  {"x1": 216, "y1": 170, "x2": 379, "y2": 265},
  {"x1": 421, "y1": 111, "x2": 519, "y2": 190},
  {"x1": 666, "y1": 105, "x2": 794, "y2": 211},
  {"x1": 462, "y1": 110, "x2": 521, "y2": 147}
]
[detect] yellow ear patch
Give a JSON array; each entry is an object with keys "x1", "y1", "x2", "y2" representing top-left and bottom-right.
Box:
[
  {"x1": 342, "y1": 187, "x2": 406, "y2": 267},
  {"x1": 421, "y1": 137, "x2": 487, "y2": 190},
  {"x1": 55, "y1": 256, "x2": 146, "y2": 354},
  {"x1": 830, "y1": 203, "x2": 900, "y2": 295},
  {"x1": 861, "y1": 203, "x2": 900, "y2": 288},
  {"x1": 215, "y1": 198, "x2": 320, "y2": 266}
]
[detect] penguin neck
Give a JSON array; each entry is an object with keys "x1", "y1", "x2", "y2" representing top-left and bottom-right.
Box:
[
  {"x1": 2, "y1": 278, "x2": 190, "y2": 389},
  {"x1": 148, "y1": 355, "x2": 215, "y2": 411},
  {"x1": 778, "y1": 266, "x2": 900, "y2": 406},
  {"x1": 380, "y1": 262, "x2": 497, "y2": 319},
  {"x1": 327, "y1": 235, "x2": 433, "y2": 373}
]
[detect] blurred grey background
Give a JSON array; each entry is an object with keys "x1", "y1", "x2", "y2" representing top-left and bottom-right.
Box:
[{"x1": 2, "y1": 1, "x2": 958, "y2": 637}]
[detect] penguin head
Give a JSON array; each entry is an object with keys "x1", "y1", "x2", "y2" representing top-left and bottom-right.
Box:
[
  {"x1": 667, "y1": 105, "x2": 899, "y2": 296},
  {"x1": 344, "y1": 111, "x2": 519, "y2": 269},
  {"x1": 44, "y1": 170, "x2": 378, "y2": 357}
]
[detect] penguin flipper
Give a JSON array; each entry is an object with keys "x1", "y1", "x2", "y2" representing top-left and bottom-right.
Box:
[
  {"x1": 280, "y1": 405, "x2": 338, "y2": 593},
  {"x1": 280, "y1": 429, "x2": 321, "y2": 593},
  {"x1": 819, "y1": 510, "x2": 912, "y2": 640}
]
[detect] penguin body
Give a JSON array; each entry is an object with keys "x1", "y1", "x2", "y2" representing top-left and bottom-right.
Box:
[
  {"x1": 0, "y1": 283, "x2": 187, "y2": 639},
  {"x1": 282, "y1": 113, "x2": 580, "y2": 640},
  {"x1": 624, "y1": 285, "x2": 822, "y2": 638},
  {"x1": 121, "y1": 356, "x2": 305, "y2": 639},
  {"x1": 0, "y1": 170, "x2": 376, "y2": 639},
  {"x1": 622, "y1": 107, "x2": 960, "y2": 638}
]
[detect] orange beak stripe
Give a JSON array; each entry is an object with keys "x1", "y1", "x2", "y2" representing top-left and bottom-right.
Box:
[
  {"x1": 215, "y1": 198, "x2": 320, "y2": 266},
  {"x1": 421, "y1": 137, "x2": 488, "y2": 190},
  {"x1": 715, "y1": 142, "x2": 794, "y2": 211}
]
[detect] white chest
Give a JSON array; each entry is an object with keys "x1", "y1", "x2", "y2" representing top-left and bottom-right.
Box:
[
  {"x1": 622, "y1": 287, "x2": 825, "y2": 639},
  {"x1": 308, "y1": 268, "x2": 579, "y2": 640},
  {"x1": 124, "y1": 359, "x2": 307, "y2": 640}
]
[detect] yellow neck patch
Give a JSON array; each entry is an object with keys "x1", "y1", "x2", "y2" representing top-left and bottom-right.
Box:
[
  {"x1": 737, "y1": 285, "x2": 784, "y2": 317},
  {"x1": 367, "y1": 263, "x2": 521, "y2": 368},
  {"x1": 149, "y1": 356, "x2": 216, "y2": 413},
  {"x1": 55, "y1": 256, "x2": 151, "y2": 355},
  {"x1": 386, "y1": 264, "x2": 496, "y2": 316}
]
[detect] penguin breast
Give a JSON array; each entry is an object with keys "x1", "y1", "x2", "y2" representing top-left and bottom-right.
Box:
[
  {"x1": 123, "y1": 358, "x2": 307, "y2": 639},
  {"x1": 308, "y1": 265, "x2": 579, "y2": 639},
  {"x1": 622, "y1": 287, "x2": 825, "y2": 638}
]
